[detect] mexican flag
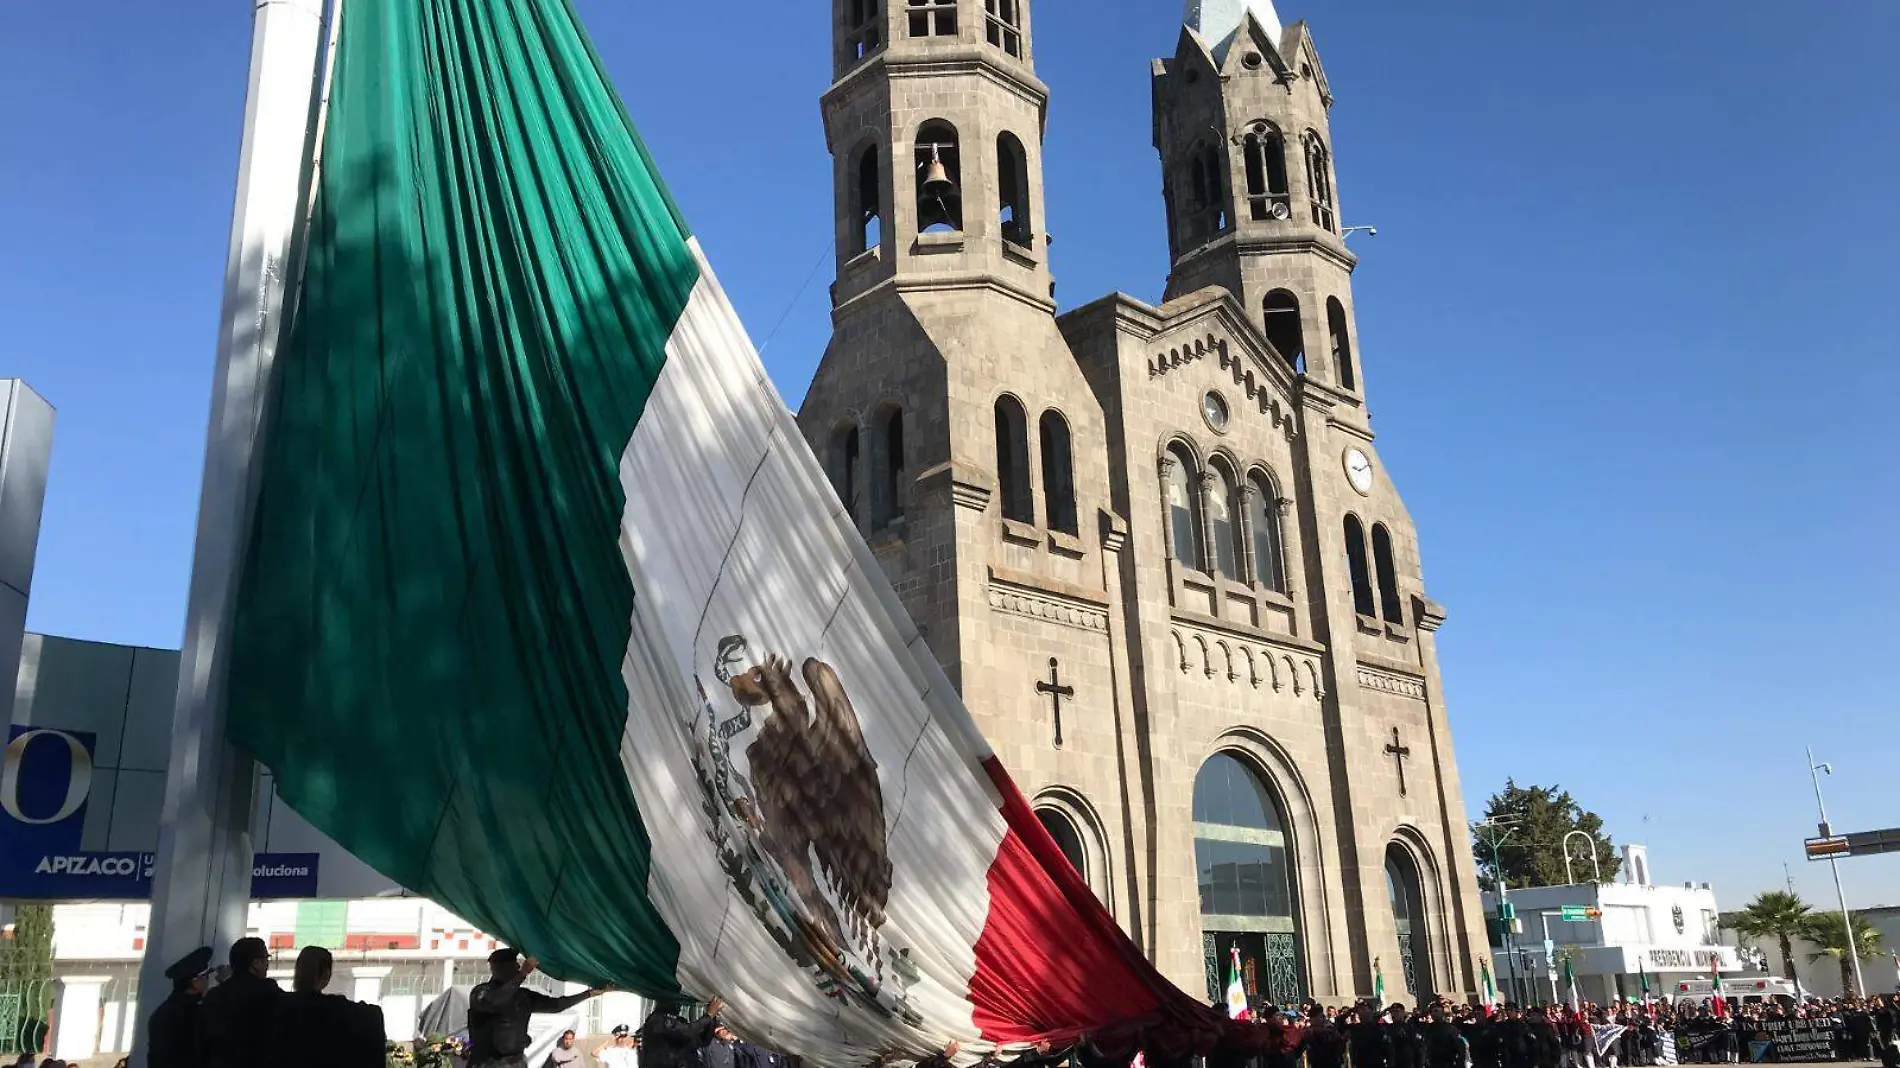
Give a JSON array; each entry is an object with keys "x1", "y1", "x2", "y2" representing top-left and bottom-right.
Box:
[
  {"x1": 1710, "y1": 962, "x2": 1727, "y2": 1018},
  {"x1": 1638, "y1": 961, "x2": 1651, "y2": 1006},
  {"x1": 1225, "y1": 947, "x2": 1251, "y2": 1021},
  {"x1": 1562, "y1": 955, "x2": 1578, "y2": 1009},
  {"x1": 1480, "y1": 960, "x2": 1498, "y2": 1015},
  {"x1": 221, "y1": 0, "x2": 1213, "y2": 1061},
  {"x1": 1373, "y1": 957, "x2": 1385, "y2": 1006}
]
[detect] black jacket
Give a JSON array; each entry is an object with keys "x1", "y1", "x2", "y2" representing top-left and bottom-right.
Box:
[
  {"x1": 200, "y1": 971, "x2": 285, "y2": 1068},
  {"x1": 274, "y1": 991, "x2": 386, "y2": 1068},
  {"x1": 147, "y1": 989, "x2": 204, "y2": 1068},
  {"x1": 1423, "y1": 1021, "x2": 1465, "y2": 1068},
  {"x1": 639, "y1": 1007, "x2": 720, "y2": 1068},
  {"x1": 1349, "y1": 1021, "x2": 1391, "y2": 1068}
]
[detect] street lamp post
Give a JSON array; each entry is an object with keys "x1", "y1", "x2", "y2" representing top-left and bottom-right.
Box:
[
  {"x1": 1807, "y1": 746, "x2": 1866, "y2": 997},
  {"x1": 1478, "y1": 817, "x2": 1524, "y2": 1004}
]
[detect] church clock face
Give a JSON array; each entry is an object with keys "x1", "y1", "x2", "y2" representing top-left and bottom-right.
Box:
[{"x1": 1343, "y1": 447, "x2": 1374, "y2": 495}]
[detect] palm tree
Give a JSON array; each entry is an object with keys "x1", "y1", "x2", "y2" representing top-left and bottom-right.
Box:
[
  {"x1": 1799, "y1": 910, "x2": 1884, "y2": 997},
  {"x1": 1730, "y1": 891, "x2": 1811, "y2": 985}
]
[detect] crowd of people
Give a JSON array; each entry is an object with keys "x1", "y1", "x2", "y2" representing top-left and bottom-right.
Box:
[{"x1": 1135, "y1": 994, "x2": 1900, "y2": 1068}]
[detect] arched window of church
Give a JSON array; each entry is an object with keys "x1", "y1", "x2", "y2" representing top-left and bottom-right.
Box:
[
  {"x1": 1036, "y1": 808, "x2": 1088, "y2": 883},
  {"x1": 1327, "y1": 297, "x2": 1355, "y2": 390},
  {"x1": 873, "y1": 406, "x2": 905, "y2": 529},
  {"x1": 997, "y1": 132, "x2": 1033, "y2": 247},
  {"x1": 831, "y1": 422, "x2": 860, "y2": 522},
  {"x1": 1247, "y1": 473, "x2": 1286, "y2": 593},
  {"x1": 846, "y1": 0, "x2": 882, "y2": 63},
  {"x1": 994, "y1": 395, "x2": 1033, "y2": 523},
  {"x1": 853, "y1": 143, "x2": 883, "y2": 253},
  {"x1": 1165, "y1": 444, "x2": 1206, "y2": 573},
  {"x1": 1371, "y1": 523, "x2": 1403, "y2": 624},
  {"x1": 907, "y1": 0, "x2": 957, "y2": 38},
  {"x1": 1038, "y1": 410, "x2": 1077, "y2": 536},
  {"x1": 1263, "y1": 290, "x2": 1305, "y2": 373},
  {"x1": 1304, "y1": 132, "x2": 1336, "y2": 233},
  {"x1": 1344, "y1": 515, "x2": 1375, "y2": 617},
  {"x1": 916, "y1": 120, "x2": 963, "y2": 232},
  {"x1": 1183, "y1": 142, "x2": 1226, "y2": 245},
  {"x1": 984, "y1": 0, "x2": 1023, "y2": 57},
  {"x1": 1194, "y1": 752, "x2": 1304, "y2": 1005},
  {"x1": 1386, "y1": 844, "x2": 1430, "y2": 1001},
  {"x1": 1242, "y1": 125, "x2": 1290, "y2": 221},
  {"x1": 1207, "y1": 460, "x2": 1242, "y2": 582}
]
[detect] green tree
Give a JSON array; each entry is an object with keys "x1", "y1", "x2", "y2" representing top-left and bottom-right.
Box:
[
  {"x1": 1729, "y1": 891, "x2": 1811, "y2": 985},
  {"x1": 1799, "y1": 910, "x2": 1883, "y2": 998},
  {"x1": 1471, "y1": 779, "x2": 1621, "y2": 890},
  {"x1": 0, "y1": 906, "x2": 54, "y2": 1054}
]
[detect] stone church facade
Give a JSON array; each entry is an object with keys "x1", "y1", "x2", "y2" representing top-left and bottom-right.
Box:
[{"x1": 796, "y1": 0, "x2": 1489, "y2": 1004}]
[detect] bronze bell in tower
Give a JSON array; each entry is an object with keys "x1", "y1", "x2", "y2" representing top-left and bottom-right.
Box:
[{"x1": 919, "y1": 147, "x2": 956, "y2": 201}]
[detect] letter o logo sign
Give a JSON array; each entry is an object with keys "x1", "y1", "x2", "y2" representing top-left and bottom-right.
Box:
[{"x1": 0, "y1": 729, "x2": 93, "y2": 826}]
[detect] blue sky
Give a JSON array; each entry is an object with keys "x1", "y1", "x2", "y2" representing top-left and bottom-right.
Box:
[{"x1": 2, "y1": 1, "x2": 1895, "y2": 913}]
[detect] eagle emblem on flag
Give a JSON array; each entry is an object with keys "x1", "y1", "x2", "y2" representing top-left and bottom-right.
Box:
[{"x1": 690, "y1": 635, "x2": 920, "y2": 1023}]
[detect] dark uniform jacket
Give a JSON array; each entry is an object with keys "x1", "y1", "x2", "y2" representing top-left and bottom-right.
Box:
[
  {"x1": 200, "y1": 971, "x2": 284, "y2": 1068},
  {"x1": 638, "y1": 1007, "x2": 720, "y2": 1068},
  {"x1": 1387, "y1": 1020, "x2": 1428, "y2": 1068},
  {"x1": 147, "y1": 989, "x2": 204, "y2": 1068},
  {"x1": 274, "y1": 991, "x2": 387, "y2": 1068},
  {"x1": 1423, "y1": 1021, "x2": 1465, "y2": 1068},
  {"x1": 468, "y1": 977, "x2": 592, "y2": 1064},
  {"x1": 1348, "y1": 1020, "x2": 1391, "y2": 1068}
]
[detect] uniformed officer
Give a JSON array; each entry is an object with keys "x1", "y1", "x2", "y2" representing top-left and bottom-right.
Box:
[{"x1": 147, "y1": 946, "x2": 212, "y2": 1068}]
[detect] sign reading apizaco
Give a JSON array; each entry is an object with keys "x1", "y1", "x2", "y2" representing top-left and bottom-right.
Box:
[{"x1": 0, "y1": 724, "x2": 319, "y2": 900}]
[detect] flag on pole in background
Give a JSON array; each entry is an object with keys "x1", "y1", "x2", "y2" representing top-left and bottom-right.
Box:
[
  {"x1": 1639, "y1": 961, "x2": 1652, "y2": 1006},
  {"x1": 1373, "y1": 957, "x2": 1385, "y2": 1006},
  {"x1": 1710, "y1": 962, "x2": 1727, "y2": 1018},
  {"x1": 1225, "y1": 947, "x2": 1251, "y2": 1021},
  {"x1": 1562, "y1": 954, "x2": 1578, "y2": 1009},
  {"x1": 220, "y1": 0, "x2": 1221, "y2": 1061},
  {"x1": 1480, "y1": 960, "x2": 1498, "y2": 1015}
]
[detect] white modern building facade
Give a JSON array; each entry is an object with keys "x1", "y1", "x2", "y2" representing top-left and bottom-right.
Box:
[{"x1": 1482, "y1": 847, "x2": 1743, "y2": 1006}]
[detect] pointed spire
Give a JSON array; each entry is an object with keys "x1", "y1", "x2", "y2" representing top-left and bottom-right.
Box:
[{"x1": 1183, "y1": 0, "x2": 1283, "y2": 63}]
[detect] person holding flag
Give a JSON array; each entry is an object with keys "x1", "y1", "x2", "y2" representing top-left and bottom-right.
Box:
[{"x1": 1226, "y1": 946, "x2": 1252, "y2": 1022}]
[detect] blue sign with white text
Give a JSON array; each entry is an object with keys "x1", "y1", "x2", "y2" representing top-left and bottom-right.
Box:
[{"x1": 1, "y1": 725, "x2": 321, "y2": 900}]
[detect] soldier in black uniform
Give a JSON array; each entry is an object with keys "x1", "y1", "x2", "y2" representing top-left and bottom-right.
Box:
[
  {"x1": 1525, "y1": 1007, "x2": 1562, "y2": 1068},
  {"x1": 1421, "y1": 1006, "x2": 1465, "y2": 1068},
  {"x1": 1349, "y1": 1003, "x2": 1391, "y2": 1068},
  {"x1": 146, "y1": 946, "x2": 212, "y2": 1068},
  {"x1": 1387, "y1": 1005, "x2": 1428, "y2": 1068}
]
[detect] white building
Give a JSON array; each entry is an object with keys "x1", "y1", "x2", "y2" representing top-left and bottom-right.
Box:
[
  {"x1": 1482, "y1": 846, "x2": 1744, "y2": 1006},
  {"x1": 45, "y1": 897, "x2": 654, "y2": 1063},
  {"x1": 1728, "y1": 902, "x2": 1900, "y2": 999}
]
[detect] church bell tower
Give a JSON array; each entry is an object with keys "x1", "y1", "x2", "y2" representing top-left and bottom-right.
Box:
[{"x1": 1153, "y1": 0, "x2": 1368, "y2": 412}]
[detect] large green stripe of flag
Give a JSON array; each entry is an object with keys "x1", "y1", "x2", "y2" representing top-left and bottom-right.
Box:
[{"x1": 226, "y1": 0, "x2": 697, "y2": 991}]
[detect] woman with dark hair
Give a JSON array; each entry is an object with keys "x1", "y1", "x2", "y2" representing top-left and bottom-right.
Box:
[{"x1": 273, "y1": 946, "x2": 387, "y2": 1068}]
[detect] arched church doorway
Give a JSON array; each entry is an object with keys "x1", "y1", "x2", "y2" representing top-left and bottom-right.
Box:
[
  {"x1": 1193, "y1": 752, "x2": 1304, "y2": 1007},
  {"x1": 1386, "y1": 843, "x2": 1430, "y2": 1002}
]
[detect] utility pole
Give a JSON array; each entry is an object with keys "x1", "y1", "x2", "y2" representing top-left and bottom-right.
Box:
[
  {"x1": 1807, "y1": 746, "x2": 1866, "y2": 997},
  {"x1": 1477, "y1": 817, "x2": 1522, "y2": 1004}
]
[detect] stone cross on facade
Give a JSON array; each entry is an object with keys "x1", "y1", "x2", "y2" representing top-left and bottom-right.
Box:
[
  {"x1": 1384, "y1": 726, "x2": 1412, "y2": 797},
  {"x1": 1036, "y1": 657, "x2": 1073, "y2": 749}
]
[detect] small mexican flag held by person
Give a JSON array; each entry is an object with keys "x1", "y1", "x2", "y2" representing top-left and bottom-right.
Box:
[
  {"x1": 215, "y1": 0, "x2": 1226, "y2": 1062},
  {"x1": 1225, "y1": 946, "x2": 1251, "y2": 1021}
]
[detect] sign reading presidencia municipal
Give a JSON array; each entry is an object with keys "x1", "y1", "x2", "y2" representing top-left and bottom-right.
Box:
[{"x1": 0, "y1": 725, "x2": 320, "y2": 900}]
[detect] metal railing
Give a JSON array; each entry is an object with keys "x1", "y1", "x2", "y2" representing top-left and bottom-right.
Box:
[{"x1": 0, "y1": 977, "x2": 54, "y2": 1056}]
